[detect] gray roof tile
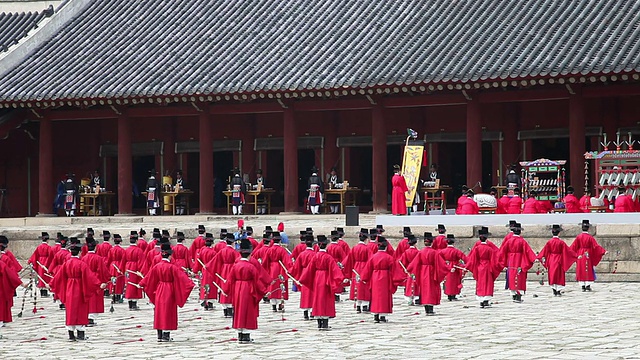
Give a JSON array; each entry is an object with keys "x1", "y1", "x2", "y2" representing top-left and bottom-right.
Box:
[
  {"x1": 0, "y1": 6, "x2": 52, "y2": 52},
  {"x1": 0, "y1": 0, "x2": 640, "y2": 103}
]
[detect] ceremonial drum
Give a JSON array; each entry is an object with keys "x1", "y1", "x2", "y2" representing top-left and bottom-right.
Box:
[{"x1": 474, "y1": 194, "x2": 497, "y2": 208}]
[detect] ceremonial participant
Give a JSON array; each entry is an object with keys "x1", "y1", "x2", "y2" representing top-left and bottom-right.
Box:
[
  {"x1": 336, "y1": 228, "x2": 350, "y2": 254},
  {"x1": 307, "y1": 167, "x2": 324, "y2": 215},
  {"x1": 465, "y1": 227, "x2": 503, "y2": 308},
  {"x1": 327, "y1": 231, "x2": 347, "y2": 301},
  {"x1": 290, "y1": 234, "x2": 316, "y2": 320},
  {"x1": 579, "y1": 189, "x2": 592, "y2": 213},
  {"x1": 300, "y1": 235, "x2": 344, "y2": 330},
  {"x1": 193, "y1": 233, "x2": 217, "y2": 310},
  {"x1": 432, "y1": 224, "x2": 448, "y2": 250},
  {"x1": 140, "y1": 243, "x2": 195, "y2": 343},
  {"x1": 213, "y1": 229, "x2": 230, "y2": 252},
  {"x1": 81, "y1": 228, "x2": 95, "y2": 258},
  {"x1": 440, "y1": 234, "x2": 468, "y2": 301},
  {"x1": 107, "y1": 234, "x2": 126, "y2": 304},
  {"x1": 537, "y1": 225, "x2": 577, "y2": 296},
  {"x1": 252, "y1": 231, "x2": 272, "y2": 266},
  {"x1": 564, "y1": 186, "x2": 581, "y2": 213},
  {"x1": 245, "y1": 226, "x2": 260, "y2": 250},
  {"x1": 395, "y1": 227, "x2": 412, "y2": 260},
  {"x1": 326, "y1": 167, "x2": 341, "y2": 214},
  {"x1": 342, "y1": 229, "x2": 373, "y2": 313},
  {"x1": 459, "y1": 189, "x2": 479, "y2": 214},
  {"x1": 137, "y1": 229, "x2": 148, "y2": 253},
  {"x1": 230, "y1": 167, "x2": 246, "y2": 215},
  {"x1": 408, "y1": 234, "x2": 448, "y2": 315},
  {"x1": 291, "y1": 230, "x2": 310, "y2": 261},
  {"x1": 265, "y1": 232, "x2": 293, "y2": 312},
  {"x1": 506, "y1": 165, "x2": 521, "y2": 188},
  {"x1": 570, "y1": 220, "x2": 607, "y2": 292},
  {"x1": 362, "y1": 236, "x2": 402, "y2": 323},
  {"x1": 82, "y1": 240, "x2": 110, "y2": 326},
  {"x1": 223, "y1": 238, "x2": 268, "y2": 343},
  {"x1": 277, "y1": 222, "x2": 289, "y2": 245},
  {"x1": 53, "y1": 233, "x2": 63, "y2": 253},
  {"x1": 144, "y1": 231, "x2": 163, "y2": 274},
  {"x1": 470, "y1": 227, "x2": 499, "y2": 252},
  {"x1": 145, "y1": 169, "x2": 160, "y2": 215},
  {"x1": 145, "y1": 228, "x2": 161, "y2": 256},
  {"x1": 456, "y1": 186, "x2": 469, "y2": 214},
  {"x1": 190, "y1": 225, "x2": 206, "y2": 262},
  {"x1": 614, "y1": 186, "x2": 635, "y2": 212},
  {"x1": 50, "y1": 237, "x2": 72, "y2": 309},
  {"x1": 497, "y1": 191, "x2": 510, "y2": 214},
  {"x1": 51, "y1": 241, "x2": 106, "y2": 341},
  {"x1": 0, "y1": 237, "x2": 21, "y2": 274},
  {"x1": 28, "y1": 232, "x2": 54, "y2": 297},
  {"x1": 96, "y1": 231, "x2": 112, "y2": 261},
  {"x1": 368, "y1": 227, "x2": 395, "y2": 257},
  {"x1": 391, "y1": 164, "x2": 409, "y2": 215},
  {"x1": 124, "y1": 233, "x2": 145, "y2": 311},
  {"x1": 0, "y1": 250, "x2": 24, "y2": 328},
  {"x1": 174, "y1": 169, "x2": 188, "y2": 215},
  {"x1": 63, "y1": 172, "x2": 78, "y2": 217},
  {"x1": 206, "y1": 233, "x2": 239, "y2": 318},
  {"x1": 522, "y1": 191, "x2": 541, "y2": 214},
  {"x1": 255, "y1": 169, "x2": 267, "y2": 214},
  {"x1": 507, "y1": 188, "x2": 523, "y2": 214},
  {"x1": 498, "y1": 223, "x2": 536, "y2": 303},
  {"x1": 395, "y1": 234, "x2": 420, "y2": 305},
  {"x1": 172, "y1": 232, "x2": 191, "y2": 271}
]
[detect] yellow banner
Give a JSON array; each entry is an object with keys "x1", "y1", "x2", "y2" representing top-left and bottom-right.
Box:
[{"x1": 402, "y1": 145, "x2": 424, "y2": 208}]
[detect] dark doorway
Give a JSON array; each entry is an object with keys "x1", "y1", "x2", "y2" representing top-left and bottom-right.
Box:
[
  {"x1": 437, "y1": 143, "x2": 466, "y2": 205},
  {"x1": 387, "y1": 145, "x2": 403, "y2": 203},
  {"x1": 266, "y1": 150, "x2": 284, "y2": 208},
  {"x1": 132, "y1": 155, "x2": 156, "y2": 210},
  {"x1": 348, "y1": 147, "x2": 372, "y2": 206},
  {"x1": 298, "y1": 149, "x2": 317, "y2": 207},
  {"x1": 214, "y1": 151, "x2": 235, "y2": 185},
  {"x1": 481, "y1": 141, "x2": 493, "y2": 192}
]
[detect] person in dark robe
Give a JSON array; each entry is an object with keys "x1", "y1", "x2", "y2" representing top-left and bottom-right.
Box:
[
  {"x1": 326, "y1": 167, "x2": 341, "y2": 214},
  {"x1": 63, "y1": 173, "x2": 78, "y2": 217},
  {"x1": 255, "y1": 169, "x2": 268, "y2": 214},
  {"x1": 308, "y1": 167, "x2": 324, "y2": 214},
  {"x1": 146, "y1": 169, "x2": 160, "y2": 215},
  {"x1": 174, "y1": 170, "x2": 188, "y2": 215}
]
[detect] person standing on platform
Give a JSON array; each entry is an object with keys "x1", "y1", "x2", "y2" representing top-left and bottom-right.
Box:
[
  {"x1": 63, "y1": 172, "x2": 78, "y2": 217},
  {"x1": 108, "y1": 233, "x2": 126, "y2": 304},
  {"x1": 505, "y1": 165, "x2": 521, "y2": 189},
  {"x1": 326, "y1": 167, "x2": 341, "y2": 214},
  {"x1": 408, "y1": 234, "x2": 448, "y2": 315},
  {"x1": 291, "y1": 234, "x2": 317, "y2": 320},
  {"x1": 140, "y1": 242, "x2": 195, "y2": 343},
  {"x1": 395, "y1": 234, "x2": 420, "y2": 305},
  {"x1": 362, "y1": 237, "x2": 402, "y2": 323},
  {"x1": 28, "y1": 232, "x2": 53, "y2": 298},
  {"x1": 255, "y1": 169, "x2": 267, "y2": 214},
  {"x1": 172, "y1": 232, "x2": 191, "y2": 271},
  {"x1": 308, "y1": 167, "x2": 324, "y2": 215},
  {"x1": 579, "y1": 189, "x2": 592, "y2": 213},
  {"x1": 342, "y1": 229, "x2": 373, "y2": 313},
  {"x1": 537, "y1": 225, "x2": 577, "y2": 296},
  {"x1": 440, "y1": 234, "x2": 468, "y2": 301},
  {"x1": 564, "y1": 186, "x2": 581, "y2": 213},
  {"x1": 230, "y1": 168, "x2": 246, "y2": 215},
  {"x1": 614, "y1": 186, "x2": 635, "y2": 212},
  {"x1": 570, "y1": 220, "x2": 607, "y2": 292},
  {"x1": 498, "y1": 223, "x2": 536, "y2": 303},
  {"x1": 432, "y1": 225, "x2": 448, "y2": 250},
  {"x1": 174, "y1": 170, "x2": 188, "y2": 215},
  {"x1": 82, "y1": 240, "x2": 110, "y2": 326},
  {"x1": 90, "y1": 169, "x2": 105, "y2": 214},
  {"x1": 391, "y1": 164, "x2": 408, "y2": 215},
  {"x1": 465, "y1": 227, "x2": 502, "y2": 308},
  {"x1": 50, "y1": 241, "x2": 106, "y2": 341},
  {"x1": 507, "y1": 188, "x2": 523, "y2": 214},
  {"x1": 124, "y1": 234, "x2": 145, "y2": 311},
  {"x1": 456, "y1": 185, "x2": 469, "y2": 214},
  {"x1": 146, "y1": 169, "x2": 160, "y2": 216}
]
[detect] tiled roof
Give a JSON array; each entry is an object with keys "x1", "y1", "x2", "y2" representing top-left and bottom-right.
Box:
[
  {"x1": 0, "y1": 0, "x2": 639, "y2": 103},
  {"x1": 0, "y1": 6, "x2": 52, "y2": 52}
]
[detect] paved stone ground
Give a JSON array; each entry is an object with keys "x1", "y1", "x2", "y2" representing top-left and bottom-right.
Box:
[{"x1": 1, "y1": 280, "x2": 638, "y2": 359}]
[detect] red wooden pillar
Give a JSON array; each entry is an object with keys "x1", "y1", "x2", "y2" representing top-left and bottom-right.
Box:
[
  {"x1": 371, "y1": 104, "x2": 388, "y2": 213},
  {"x1": 283, "y1": 107, "x2": 298, "y2": 213},
  {"x1": 466, "y1": 99, "x2": 482, "y2": 187},
  {"x1": 198, "y1": 108, "x2": 214, "y2": 214},
  {"x1": 569, "y1": 89, "x2": 585, "y2": 197},
  {"x1": 116, "y1": 114, "x2": 133, "y2": 215},
  {"x1": 324, "y1": 112, "x2": 339, "y2": 175},
  {"x1": 37, "y1": 116, "x2": 54, "y2": 216}
]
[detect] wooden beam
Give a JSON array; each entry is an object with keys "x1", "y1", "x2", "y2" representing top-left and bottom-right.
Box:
[
  {"x1": 293, "y1": 98, "x2": 371, "y2": 111},
  {"x1": 477, "y1": 88, "x2": 569, "y2": 103},
  {"x1": 209, "y1": 102, "x2": 283, "y2": 114},
  {"x1": 49, "y1": 108, "x2": 114, "y2": 120},
  {"x1": 583, "y1": 84, "x2": 640, "y2": 98},
  {"x1": 382, "y1": 94, "x2": 467, "y2": 108}
]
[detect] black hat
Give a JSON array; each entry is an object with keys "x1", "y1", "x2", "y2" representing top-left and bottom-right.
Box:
[
  {"x1": 162, "y1": 230, "x2": 170, "y2": 236},
  {"x1": 0, "y1": 236, "x2": 7, "y2": 245},
  {"x1": 467, "y1": 189, "x2": 474, "y2": 196},
  {"x1": 197, "y1": 225, "x2": 205, "y2": 232},
  {"x1": 159, "y1": 236, "x2": 170, "y2": 244},
  {"x1": 149, "y1": 169, "x2": 157, "y2": 174},
  {"x1": 272, "y1": 231, "x2": 281, "y2": 240},
  {"x1": 376, "y1": 225, "x2": 385, "y2": 233},
  {"x1": 436, "y1": 224, "x2": 446, "y2": 231},
  {"x1": 239, "y1": 238, "x2": 252, "y2": 254},
  {"x1": 479, "y1": 227, "x2": 490, "y2": 236},
  {"x1": 66, "y1": 172, "x2": 75, "y2": 178},
  {"x1": 69, "y1": 242, "x2": 82, "y2": 252},
  {"x1": 87, "y1": 228, "x2": 94, "y2": 235},
  {"x1": 205, "y1": 233, "x2": 214, "y2": 240},
  {"x1": 311, "y1": 166, "x2": 319, "y2": 174},
  {"x1": 369, "y1": 228, "x2": 378, "y2": 237},
  {"x1": 360, "y1": 228, "x2": 368, "y2": 235},
  {"x1": 69, "y1": 237, "x2": 80, "y2": 245},
  {"x1": 41, "y1": 232, "x2": 49, "y2": 240},
  {"x1": 618, "y1": 186, "x2": 626, "y2": 192},
  {"x1": 424, "y1": 232, "x2": 433, "y2": 240},
  {"x1": 103, "y1": 230, "x2": 110, "y2": 237},
  {"x1": 403, "y1": 226, "x2": 411, "y2": 233},
  {"x1": 305, "y1": 227, "x2": 313, "y2": 233},
  {"x1": 176, "y1": 169, "x2": 183, "y2": 175},
  {"x1": 60, "y1": 236, "x2": 68, "y2": 246},
  {"x1": 220, "y1": 228, "x2": 228, "y2": 234},
  {"x1": 581, "y1": 219, "x2": 591, "y2": 227},
  {"x1": 551, "y1": 224, "x2": 562, "y2": 231},
  {"x1": 177, "y1": 231, "x2": 185, "y2": 240},
  {"x1": 299, "y1": 230, "x2": 307, "y2": 236},
  {"x1": 515, "y1": 223, "x2": 523, "y2": 229},
  {"x1": 113, "y1": 234, "x2": 122, "y2": 240},
  {"x1": 567, "y1": 186, "x2": 574, "y2": 193},
  {"x1": 377, "y1": 236, "x2": 388, "y2": 246},
  {"x1": 330, "y1": 230, "x2": 339, "y2": 240},
  {"x1": 139, "y1": 229, "x2": 146, "y2": 236},
  {"x1": 161, "y1": 242, "x2": 173, "y2": 255},
  {"x1": 226, "y1": 233, "x2": 236, "y2": 241},
  {"x1": 304, "y1": 234, "x2": 315, "y2": 243},
  {"x1": 446, "y1": 234, "x2": 455, "y2": 239},
  {"x1": 336, "y1": 227, "x2": 345, "y2": 236},
  {"x1": 130, "y1": 230, "x2": 138, "y2": 237},
  {"x1": 233, "y1": 167, "x2": 241, "y2": 175},
  {"x1": 407, "y1": 234, "x2": 417, "y2": 243},
  {"x1": 317, "y1": 235, "x2": 328, "y2": 244},
  {"x1": 256, "y1": 169, "x2": 263, "y2": 174},
  {"x1": 490, "y1": 187, "x2": 497, "y2": 193},
  {"x1": 393, "y1": 164, "x2": 401, "y2": 171},
  {"x1": 246, "y1": 226, "x2": 253, "y2": 234},
  {"x1": 265, "y1": 226, "x2": 273, "y2": 231}
]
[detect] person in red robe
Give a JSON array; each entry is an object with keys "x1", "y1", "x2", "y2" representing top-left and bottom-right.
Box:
[
  {"x1": 367, "y1": 228, "x2": 395, "y2": 257},
  {"x1": 498, "y1": 223, "x2": 536, "y2": 303},
  {"x1": 456, "y1": 185, "x2": 469, "y2": 214},
  {"x1": 172, "y1": 232, "x2": 191, "y2": 271},
  {"x1": 264, "y1": 232, "x2": 293, "y2": 312},
  {"x1": 579, "y1": 189, "x2": 592, "y2": 213},
  {"x1": 391, "y1": 164, "x2": 409, "y2": 215},
  {"x1": 50, "y1": 241, "x2": 106, "y2": 341},
  {"x1": 244, "y1": 226, "x2": 260, "y2": 250},
  {"x1": 440, "y1": 234, "x2": 468, "y2": 301},
  {"x1": 213, "y1": 229, "x2": 230, "y2": 253},
  {"x1": 407, "y1": 235, "x2": 448, "y2": 315},
  {"x1": 299, "y1": 235, "x2": 344, "y2": 331},
  {"x1": 81, "y1": 228, "x2": 95, "y2": 258},
  {"x1": 136, "y1": 229, "x2": 148, "y2": 253},
  {"x1": 206, "y1": 233, "x2": 239, "y2": 318},
  {"x1": 570, "y1": 220, "x2": 607, "y2": 292},
  {"x1": 0, "y1": 252, "x2": 25, "y2": 327},
  {"x1": 28, "y1": 232, "x2": 54, "y2": 298},
  {"x1": 189, "y1": 225, "x2": 206, "y2": 262},
  {"x1": 362, "y1": 237, "x2": 403, "y2": 323},
  {"x1": 140, "y1": 242, "x2": 195, "y2": 342},
  {"x1": 522, "y1": 191, "x2": 541, "y2": 214},
  {"x1": 507, "y1": 188, "x2": 523, "y2": 214},
  {"x1": 49, "y1": 236, "x2": 72, "y2": 309},
  {"x1": 394, "y1": 227, "x2": 412, "y2": 260},
  {"x1": 464, "y1": 227, "x2": 502, "y2": 308},
  {"x1": 537, "y1": 225, "x2": 577, "y2": 296},
  {"x1": 327, "y1": 231, "x2": 347, "y2": 301},
  {"x1": 290, "y1": 234, "x2": 317, "y2": 320},
  {"x1": 563, "y1": 186, "x2": 581, "y2": 213},
  {"x1": 124, "y1": 234, "x2": 146, "y2": 311},
  {"x1": 342, "y1": 229, "x2": 373, "y2": 313},
  {"x1": 614, "y1": 186, "x2": 635, "y2": 212},
  {"x1": 107, "y1": 233, "x2": 127, "y2": 304},
  {"x1": 193, "y1": 234, "x2": 217, "y2": 310},
  {"x1": 0, "y1": 238, "x2": 22, "y2": 274},
  {"x1": 432, "y1": 225, "x2": 448, "y2": 250},
  {"x1": 470, "y1": 227, "x2": 500, "y2": 252},
  {"x1": 96, "y1": 231, "x2": 113, "y2": 259},
  {"x1": 458, "y1": 190, "x2": 480, "y2": 214},
  {"x1": 336, "y1": 227, "x2": 350, "y2": 254},
  {"x1": 395, "y1": 234, "x2": 420, "y2": 305},
  {"x1": 82, "y1": 240, "x2": 110, "y2": 326},
  {"x1": 497, "y1": 194, "x2": 510, "y2": 214}
]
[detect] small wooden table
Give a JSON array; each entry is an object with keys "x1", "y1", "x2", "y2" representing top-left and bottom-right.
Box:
[
  {"x1": 323, "y1": 188, "x2": 361, "y2": 214},
  {"x1": 223, "y1": 189, "x2": 276, "y2": 215},
  {"x1": 162, "y1": 190, "x2": 194, "y2": 215},
  {"x1": 80, "y1": 192, "x2": 115, "y2": 216},
  {"x1": 422, "y1": 186, "x2": 451, "y2": 215}
]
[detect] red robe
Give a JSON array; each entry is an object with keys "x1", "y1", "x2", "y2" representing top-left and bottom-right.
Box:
[
  {"x1": 265, "y1": 245, "x2": 293, "y2": 300},
  {"x1": 290, "y1": 248, "x2": 316, "y2": 309},
  {"x1": 0, "y1": 259, "x2": 23, "y2": 323},
  {"x1": 140, "y1": 259, "x2": 194, "y2": 331},
  {"x1": 497, "y1": 196, "x2": 510, "y2": 214},
  {"x1": 222, "y1": 258, "x2": 267, "y2": 330},
  {"x1": 327, "y1": 242, "x2": 347, "y2": 265},
  {"x1": 614, "y1": 194, "x2": 635, "y2": 212},
  {"x1": 498, "y1": 235, "x2": 536, "y2": 293},
  {"x1": 465, "y1": 243, "x2": 502, "y2": 297},
  {"x1": 252, "y1": 244, "x2": 271, "y2": 268},
  {"x1": 299, "y1": 250, "x2": 344, "y2": 317},
  {"x1": 522, "y1": 197, "x2": 540, "y2": 214},
  {"x1": 579, "y1": 195, "x2": 590, "y2": 213},
  {"x1": 470, "y1": 239, "x2": 499, "y2": 252},
  {"x1": 456, "y1": 195, "x2": 466, "y2": 214},
  {"x1": 52, "y1": 257, "x2": 102, "y2": 326},
  {"x1": 82, "y1": 252, "x2": 110, "y2": 314},
  {"x1": 361, "y1": 251, "x2": 402, "y2": 314},
  {"x1": 193, "y1": 246, "x2": 217, "y2": 300},
  {"x1": 564, "y1": 194, "x2": 580, "y2": 213},
  {"x1": 136, "y1": 238, "x2": 148, "y2": 253},
  {"x1": 123, "y1": 244, "x2": 145, "y2": 299},
  {"x1": 50, "y1": 248, "x2": 71, "y2": 276},
  {"x1": 391, "y1": 173, "x2": 408, "y2": 215},
  {"x1": 458, "y1": 197, "x2": 479, "y2": 215},
  {"x1": 396, "y1": 246, "x2": 420, "y2": 297},
  {"x1": 432, "y1": 235, "x2": 448, "y2": 250},
  {"x1": 507, "y1": 196, "x2": 523, "y2": 214},
  {"x1": 0, "y1": 250, "x2": 21, "y2": 273},
  {"x1": 538, "y1": 200, "x2": 553, "y2": 213},
  {"x1": 144, "y1": 246, "x2": 161, "y2": 274},
  {"x1": 107, "y1": 245, "x2": 126, "y2": 294},
  {"x1": 440, "y1": 246, "x2": 468, "y2": 296},
  {"x1": 537, "y1": 237, "x2": 577, "y2": 286},
  {"x1": 205, "y1": 245, "x2": 239, "y2": 304},
  {"x1": 171, "y1": 243, "x2": 192, "y2": 270},
  {"x1": 28, "y1": 243, "x2": 53, "y2": 288},
  {"x1": 337, "y1": 239, "x2": 350, "y2": 255},
  {"x1": 213, "y1": 241, "x2": 228, "y2": 253},
  {"x1": 342, "y1": 242, "x2": 372, "y2": 302},
  {"x1": 145, "y1": 239, "x2": 158, "y2": 255},
  {"x1": 570, "y1": 233, "x2": 606, "y2": 282},
  {"x1": 189, "y1": 235, "x2": 205, "y2": 261},
  {"x1": 407, "y1": 247, "x2": 448, "y2": 305},
  {"x1": 394, "y1": 238, "x2": 409, "y2": 260},
  {"x1": 367, "y1": 240, "x2": 395, "y2": 257},
  {"x1": 96, "y1": 242, "x2": 112, "y2": 259}
]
